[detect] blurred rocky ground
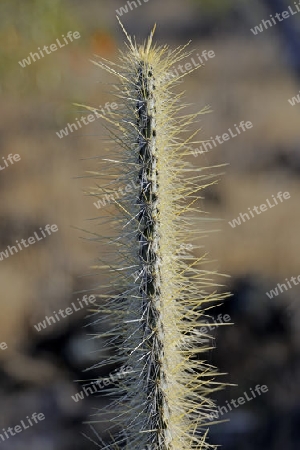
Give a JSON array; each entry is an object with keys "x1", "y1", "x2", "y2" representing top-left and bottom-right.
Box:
[{"x1": 0, "y1": 0, "x2": 300, "y2": 449}]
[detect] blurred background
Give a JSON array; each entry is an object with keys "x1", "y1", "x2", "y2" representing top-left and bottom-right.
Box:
[{"x1": 0, "y1": 0, "x2": 300, "y2": 449}]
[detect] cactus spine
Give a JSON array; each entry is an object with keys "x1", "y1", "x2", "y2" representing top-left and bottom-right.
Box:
[{"x1": 86, "y1": 21, "x2": 226, "y2": 450}]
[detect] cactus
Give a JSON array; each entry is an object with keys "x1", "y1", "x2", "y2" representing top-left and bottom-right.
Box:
[{"x1": 84, "y1": 20, "x2": 227, "y2": 450}]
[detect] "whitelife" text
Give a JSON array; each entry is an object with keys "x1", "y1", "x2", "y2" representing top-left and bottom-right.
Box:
[
  {"x1": 228, "y1": 191, "x2": 290, "y2": 228},
  {"x1": 0, "y1": 224, "x2": 58, "y2": 261},
  {"x1": 18, "y1": 31, "x2": 81, "y2": 68}
]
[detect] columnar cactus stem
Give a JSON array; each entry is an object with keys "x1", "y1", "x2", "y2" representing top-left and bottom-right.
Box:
[{"x1": 85, "y1": 21, "x2": 227, "y2": 450}]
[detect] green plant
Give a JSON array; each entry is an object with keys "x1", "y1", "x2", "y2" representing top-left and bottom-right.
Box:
[{"x1": 84, "y1": 21, "x2": 228, "y2": 450}]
